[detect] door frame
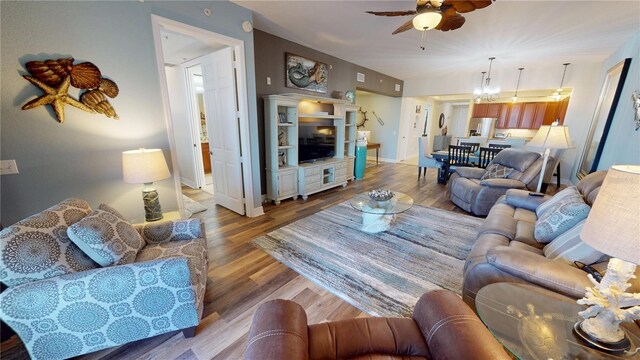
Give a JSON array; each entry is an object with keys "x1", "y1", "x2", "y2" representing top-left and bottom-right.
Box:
[{"x1": 151, "y1": 14, "x2": 260, "y2": 217}]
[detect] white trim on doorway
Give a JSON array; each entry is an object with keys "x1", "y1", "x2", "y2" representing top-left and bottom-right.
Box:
[{"x1": 150, "y1": 14, "x2": 263, "y2": 218}]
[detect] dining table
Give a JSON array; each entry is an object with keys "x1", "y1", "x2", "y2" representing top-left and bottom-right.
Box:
[{"x1": 431, "y1": 150, "x2": 481, "y2": 184}]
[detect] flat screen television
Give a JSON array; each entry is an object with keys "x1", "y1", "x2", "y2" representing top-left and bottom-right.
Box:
[{"x1": 298, "y1": 125, "x2": 336, "y2": 163}]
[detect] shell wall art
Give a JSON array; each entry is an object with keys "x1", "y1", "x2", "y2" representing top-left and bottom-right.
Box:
[{"x1": 21, "y1": 57, "x2": 119, "y2": 123}]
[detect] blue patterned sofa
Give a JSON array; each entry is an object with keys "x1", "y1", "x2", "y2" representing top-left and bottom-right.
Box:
[{"x1": 0, "y1": 199, "x2": 208, "y2": 360}]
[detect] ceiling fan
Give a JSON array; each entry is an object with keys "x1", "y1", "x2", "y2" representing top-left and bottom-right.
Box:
[{"x1": 367, "y1": 0, "x2": 494, "y2": 35}]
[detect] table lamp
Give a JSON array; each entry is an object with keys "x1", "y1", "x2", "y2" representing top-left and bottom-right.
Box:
[
  {"x1": 122, "y1": 148, "x2": 171, "y2": 221},
  {"x1": 575, "y1": 165, "x2": 640, "y2": 353},
  {"x1": 527, "y1": 122, "x2": 574, "y2": 192}
]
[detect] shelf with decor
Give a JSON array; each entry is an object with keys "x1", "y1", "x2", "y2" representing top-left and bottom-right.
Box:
[{"x1": 264, "y1": 94, "x2": 355, "y2": 204}]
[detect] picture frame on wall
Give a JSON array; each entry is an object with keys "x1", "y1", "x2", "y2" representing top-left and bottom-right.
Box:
[
  {"x1": 576, "y1": 58, "x2": 631, "y2": 179},
  {"x1": 285, "y1": 53, "x2": 328, "y2": 93}
]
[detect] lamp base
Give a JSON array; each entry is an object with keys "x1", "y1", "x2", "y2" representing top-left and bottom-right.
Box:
[
  {"x1": 142, "y1": 185, "x2": 163, "y2": 222},
  {"x1": 573, "y1": 321, "x2": 631, "y2": 354}
]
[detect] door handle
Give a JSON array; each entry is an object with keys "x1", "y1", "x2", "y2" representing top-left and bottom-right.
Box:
[{"x1": 210, "y1": 151, "x2": 213, "y2": 155}]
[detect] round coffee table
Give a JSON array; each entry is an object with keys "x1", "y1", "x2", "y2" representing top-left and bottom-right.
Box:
[
  {"x1": 349, "y1": 191, "x2": 413, "y2": 233},
  {"x1": 476, "y1": 283, "x2": 640, "y2": 359}
]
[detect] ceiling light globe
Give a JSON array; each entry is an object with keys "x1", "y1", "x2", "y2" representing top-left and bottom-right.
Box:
[{"x1": 412, "y1": 12, "x2": 442, "y2": 30}]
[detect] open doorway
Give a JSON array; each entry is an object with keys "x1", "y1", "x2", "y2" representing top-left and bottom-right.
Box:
[{"x1": 152, "y1": 15, "x2": 257, "y2": 217}]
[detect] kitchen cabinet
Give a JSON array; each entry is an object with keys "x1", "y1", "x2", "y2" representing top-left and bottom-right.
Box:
[
  {"x1": 494, "y1": 97, "x2": 570, "y2": 129},
  {"x1": 506, "y1": 104, "x2": 522, "y2": 128},
  {"x1": 201, "y1": 142, "x2": 211, "y2": 174},
  {"x1": 472, "y1": 103, "x2": 502, "y2": 118}
]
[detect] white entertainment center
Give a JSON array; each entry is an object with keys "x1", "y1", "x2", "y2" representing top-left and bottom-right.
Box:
[{"x1": 264, "y1": 94, "x2": 357, "y2": 204}]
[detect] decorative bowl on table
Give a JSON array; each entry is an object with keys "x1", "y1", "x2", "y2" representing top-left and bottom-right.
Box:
[{"x1": 368, "y1": 189, "x2": 395, "y2": 202}]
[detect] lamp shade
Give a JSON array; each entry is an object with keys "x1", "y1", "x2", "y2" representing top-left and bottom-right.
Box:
[
  {"x1": 412, "y1": 11, "x2": 442, "y2": 30},
  {"x1": 527, "y1": 125, "x2": 574, "y2": 149},
  {"x1": 122, "y1": 148, "x2": 171, "y2": 184},
  {"x1": 580, "y1": 165, "x2": 640, "y2": 265}
]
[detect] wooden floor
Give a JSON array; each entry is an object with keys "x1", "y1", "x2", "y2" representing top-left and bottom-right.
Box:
[{"x1": 1, "y1": 163, "x2": 560, "y2": 360}]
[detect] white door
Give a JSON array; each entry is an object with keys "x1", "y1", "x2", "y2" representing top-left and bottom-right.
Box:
[
  {"x1": 201, "y1": 47, "x2": 245, "y2": 215},
  {"x1": 452, "y1": 106, "x2": 469, "y2": 138}
]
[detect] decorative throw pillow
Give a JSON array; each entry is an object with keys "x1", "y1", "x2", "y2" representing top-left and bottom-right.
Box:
[
  {"x1": 98, "y1": 203, "x2": 126, "y2": 219},
  {"x1": 534, "y1": 196, "x2": 590, "y2": 243},
  {"x1": 481, "y1": 163, "x2": 514, "y2": 181},
  {"x1": 543, "y1": 220, "x2": 606, "y2": 266},
  {"x1": 67, "y1": 208, "x2": 145, "y2": 267},
  {"x1": 536, "y1": 186, "x2": 582, "y2": 218},
  {"x1": 0, "y1": 198, "x2": 98, "y2": 286},
  {"x1": 138, "y1": 219, "x2": 202, "y2": 244}
]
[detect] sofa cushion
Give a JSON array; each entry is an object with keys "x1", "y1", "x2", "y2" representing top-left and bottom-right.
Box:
[
  {"x1": 543, "y1": 220, "x2": 606, "y2": 266},
  {"x1": 536, "y1": 186, "x2": 581, "y2": 218},
  {"x1": 534, "y1": 196, "x2": 590, "y2": 243},
  {"x1": 67, "y1": 209, "x2": 145, "y2": 267},
  {"x1": 513, "y1": 221, "x2": 541, "y2": 248},
  {"x1": 509, "y1": 241, "x2": 544, "y2": 255},
  {"x1": 477, "y1": 214, "x2": 516, "y2": 240},
  {"x1": 481, "y1": 163, "x2": 514, "y2": 181},
  {"x1": 0, "y1": 199, "x2": 98, "y2": 287}
]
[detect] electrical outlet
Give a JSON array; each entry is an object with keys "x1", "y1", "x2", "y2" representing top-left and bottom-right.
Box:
[
  {"x1": 266, "y1": 77, "x2": 271, "y2": 85},
  {"x1": 395, "y1": 84, "x2": 401, "y2": 92},
  {"x1": 0, "y1": 160, "x2": 19, "y2": 175}
]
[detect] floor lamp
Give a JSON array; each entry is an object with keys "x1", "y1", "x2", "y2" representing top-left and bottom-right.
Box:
[{"x1": 527, "y1": 123, "x2": 573, "y2": 193}]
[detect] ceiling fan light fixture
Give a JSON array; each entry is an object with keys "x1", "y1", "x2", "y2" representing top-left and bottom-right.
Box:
[{"x1": 412, "y1": 11, "x2": 442, "y2": 31}]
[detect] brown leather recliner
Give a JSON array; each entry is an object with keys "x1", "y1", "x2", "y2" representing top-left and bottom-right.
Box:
[{"x1": 245, "y1": 290, "x2": 510, "y2": 360}]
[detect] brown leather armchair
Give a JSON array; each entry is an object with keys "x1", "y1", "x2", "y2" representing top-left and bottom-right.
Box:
[{"x1": 246, "y1": 290, "x2": 510, "y2": 360}]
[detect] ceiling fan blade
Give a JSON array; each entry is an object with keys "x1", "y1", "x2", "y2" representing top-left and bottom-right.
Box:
[
  {"x1": 436, "y1": 11, "x2": 465, "y2": 31},
  {"x1": 442, "y1": 0, "x2": 493, "y2": 13},
  {"x1": 366, "y1": 10, "x2": 417, "y2": 17},
  {"x1": 392, "y1": 19, "x2": 416, "y2": 35}
]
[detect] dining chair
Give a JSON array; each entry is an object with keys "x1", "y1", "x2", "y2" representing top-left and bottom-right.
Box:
[
  {"x1": 459, "y1": 142, "x2": 480, "y2": 152},
  {"x1": 478, "y1": 147, "x2": 503, "y2": 169},
  {"x1": 488, "y1": 143, "x2": 511, "y2": 149},
  {"x1": 446, "y1": 145, "x2": 473, "y2": 180},
  {"x1": 417, "y1": 136, "x2": 442, "y2": 179}
]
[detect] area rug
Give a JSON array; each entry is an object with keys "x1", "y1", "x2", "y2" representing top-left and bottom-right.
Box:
[
  {"x1": 182, "y1": 195, "x2": 207, "y2": 218},
  {"x1": 252, "y1": 201, "x2": 482, "y2": 317}
]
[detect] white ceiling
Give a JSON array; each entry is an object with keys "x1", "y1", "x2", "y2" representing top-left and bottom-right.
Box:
[{"x1": 234, "y1": 0, "x2": 640, "y2": 80}]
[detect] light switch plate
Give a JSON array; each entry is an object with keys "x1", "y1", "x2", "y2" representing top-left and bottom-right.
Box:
[
  {"x1": 395, "y1": 84, "x2": 401, "y2": 92},
  {"x1": 0, "y1": 160, "x2": 19, "y2": 175},
  {"x1": 266, "y1": 77, "x2": 271, "y2": 85}
]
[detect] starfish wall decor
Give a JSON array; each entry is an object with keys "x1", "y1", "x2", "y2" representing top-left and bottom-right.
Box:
[{"x1": 21, "y1": 57, "x2": 120, "y2": 123}]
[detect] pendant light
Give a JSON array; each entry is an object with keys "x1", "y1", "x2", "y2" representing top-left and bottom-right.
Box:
[
  {"x1": 473, "y1": 57, "x2": 500, "y2": 103},
  {"x1": 552, "y1": 63, "x2": 570, "y2": 101},
  {"x1": 512, "y1": 68, "x2": 524, "y2": 103},
  {"x1": 474, "y1": 72, "x2": 486, "y2": 104}
]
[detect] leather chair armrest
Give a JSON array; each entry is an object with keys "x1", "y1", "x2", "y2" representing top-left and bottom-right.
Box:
[
  {"x1": 454, "y1": 167, "x2": 486, "y2": 179},
  {"x1": 246, "y1": 300, "x2": 309, "y2": 360},
  {"x1": 486, "y1": 246, "x2": 591, "y2": 299},
  {"x1": 505, "y1": 189, "x2": 552, "y2": 212},
  {"x1": 480, "y1": 178, "x2": 527, "y2": 189},
  {"x1": 412, "y1": 290, "x2": 510, "y2": 360}
]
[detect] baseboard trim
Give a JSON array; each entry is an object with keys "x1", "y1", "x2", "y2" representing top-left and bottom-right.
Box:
[
  {"x1": 181, "y1": 177, "x2": 198, "y2": 189},
  {"x1": 366, "y1": 156, "x2": 397, "y2": 163},
  {"x1": 248, "y1": 206, "x2": 265, "y2": 217}
]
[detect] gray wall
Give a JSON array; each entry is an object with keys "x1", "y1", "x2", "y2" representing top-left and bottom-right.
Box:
[
  {"x1": 355, "y1": 92, "x2": 402, "y2": 161},
  {"x1": 1, "y1": 1, "x2": 259, "y2": 225},
  {"x1": 253, "y1": 30, "x2": 404, "y2": 194},
  {"x1": 595, "y1": 32, "x2": 640, "y2": 171}
]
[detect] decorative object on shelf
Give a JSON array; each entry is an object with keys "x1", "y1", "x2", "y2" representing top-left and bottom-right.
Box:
[
  {"x1": 473, "y1": 57, "x2": 500, "y2": 103},
  {"x1": 278, "y1": 151, "x2": 286, "y2": 167},
  {"x1": 575, "y1": 165, "x2": 640, "y2": 353},
  {"x1": 278, "y1": 112, "x2": 287, "y2": 123},
  {"x1": 122, "y1": 148, "x2": 171, "y2": 222},
  {"x1": 366, "y1": 0, "x2": 493, "y2": 35},
  {"x1": 368, "y1": 189, "x2": 395, "y2": 202},
  {"x1": 372, "y1": 111, "x2": 385, "y2": 125},
  {"x1": 552, "y1": 63, "x2": 571, "y2": 101},
  {"x1": 357, "y1": 107, "x2": 369, "y2": 128},
  {"x1": 577, "y1": 58, "x2": 631, "y2": 179},
  {"x1": 512, "y1": 67, "x2": 524, "y2": 103},
  {"x1": 527, "y1": 122, "x2": 574, "y2": 192},
  {"x1": 441, "y1": 125, "x2": 448, "y2": 136},
  {"x1": 632, "y1": 90, "x2": 640, "y2": 131},
  {"x1": 345, "y1": 90, "x2": 356, "y2": 104},
  {"x1": 331, "y1": 91, "x2": 344, "y2": 100},
  {"x1": 285, "y1": 53, "x2": 327, "y2": 93},
  {"x1": 438, "y1": 112, "x2": 445, "y2": 128},
  {"x1": 278, "y1": 128, "x2": 286, "y2": 146},
  {"x1": 21, "y1": 57, "x2": 119, "y2": 123}
]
